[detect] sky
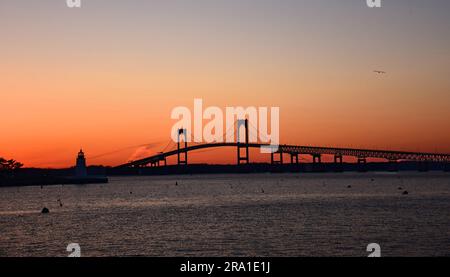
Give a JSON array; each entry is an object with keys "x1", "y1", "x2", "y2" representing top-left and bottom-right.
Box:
[{"x1": 1, "y1": 0, "x2": 450, "y2": 168}]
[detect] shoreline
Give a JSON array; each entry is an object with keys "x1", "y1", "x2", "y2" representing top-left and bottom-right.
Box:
[{"x1": 1, "y1": 162, "x2": 449, "y2": 187}]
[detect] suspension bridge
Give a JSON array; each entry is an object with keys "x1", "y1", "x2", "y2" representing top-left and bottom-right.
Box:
[{"x1": 116, "y1": 119, "x2": 450, "y2": 168}]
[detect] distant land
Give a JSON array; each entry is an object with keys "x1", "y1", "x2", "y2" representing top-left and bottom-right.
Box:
[{"x1": 1, "y1": 162, "x2": 449, "y2": 187}]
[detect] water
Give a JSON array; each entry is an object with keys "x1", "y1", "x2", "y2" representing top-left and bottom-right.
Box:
[{"x1": 0, "y1": 172, "x2": 449, "y2": 257}]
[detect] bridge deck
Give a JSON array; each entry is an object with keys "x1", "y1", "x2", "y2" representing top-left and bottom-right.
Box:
[{"x1": 117, "y1": 143, "x2": 450, "y2": 168}]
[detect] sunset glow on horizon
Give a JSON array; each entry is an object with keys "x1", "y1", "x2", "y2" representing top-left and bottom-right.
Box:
[{"x1": 1, "y1": 0, "x2": 450, "y2": 168}]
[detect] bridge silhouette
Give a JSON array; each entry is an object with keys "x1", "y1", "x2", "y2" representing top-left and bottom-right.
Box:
[{"x1": 117, "y1": 119, "x2": 450, "y2": 168}]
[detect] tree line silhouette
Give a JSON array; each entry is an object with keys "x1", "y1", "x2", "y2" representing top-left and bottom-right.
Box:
[{"x1": 0, "y1": 157, "x2": 23, "y2": 177}]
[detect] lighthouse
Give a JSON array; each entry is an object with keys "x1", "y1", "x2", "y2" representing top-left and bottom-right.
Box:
[{"x1": 75, "y1": 149, "x2": 87, "y2": 177}]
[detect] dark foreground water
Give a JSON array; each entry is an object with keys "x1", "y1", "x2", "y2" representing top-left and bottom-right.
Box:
[{"x1": 0, "y1": 173, "x2": 449, "y2": 257}]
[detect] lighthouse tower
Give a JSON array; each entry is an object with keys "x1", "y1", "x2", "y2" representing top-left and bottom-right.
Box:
[{"x1": 75, "y1": 149, "x2": 87, "y2": 177}]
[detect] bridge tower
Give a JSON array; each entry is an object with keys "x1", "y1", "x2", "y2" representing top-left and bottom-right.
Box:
[
  {"x1": 237, "y1": 119, "x2": 249, "y2": 164},
  {"x1": 177, "y1": 128, "x2": 188, "y2": 165}
]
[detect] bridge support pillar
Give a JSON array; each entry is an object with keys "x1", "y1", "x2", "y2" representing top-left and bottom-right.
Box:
[
  {"x1": 334, "y1": 154, "x2": 343, "y2": 172},
  {"x1": 271, "y1": 151, "x2": 283, "y2": 165},
  {"x1": 290, "y1": 154, "x2": 299, "y2": 164},
  {"x1": 177, "y1": 129, "x2": 188, "y2": 165},
  {"x1": 357, "y1": 157, "x2": 367, "y2": 172},
  {"x1": 357, "y1": 157, "x2": 367, "y2": 164},
  {"x1": 237, "y1": 119, "x2": 249, "y2": 165},
  {"x1": 312, "y1": 154, "x2": 321, "y2": 164},
  {"x1": 334, "y1": 154, "x2": 343, "y2": 164}
]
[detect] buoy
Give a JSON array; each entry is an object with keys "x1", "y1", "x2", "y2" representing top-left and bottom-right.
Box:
[
  {"x1": 398, "y1": 187, "x2": 403, "y2": 190},
  {"x1": 261, "y1": 189, "x2": 265, "y2": 193},
  {"x1": 41, "y1": 207, "x2": 50, "y2": 214},
  {"x1": 175, "y1": 182, "x2": 178, "y2": 186},
  {"x1": 403, "y1": 191, "x2": 409, "y2": 195},
  {"x1": 347, "y1": 185, "x2": 352, "y2": 189}
]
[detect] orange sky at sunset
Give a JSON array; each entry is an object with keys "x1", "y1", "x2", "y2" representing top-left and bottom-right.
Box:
[{"x1": 1, "y1": 1, "x2": 450, "y2": 168}]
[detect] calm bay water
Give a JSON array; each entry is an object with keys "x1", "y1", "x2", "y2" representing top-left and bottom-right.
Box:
[{"x1": 0, "y1": 173, "x2": 449, "y2": 257}]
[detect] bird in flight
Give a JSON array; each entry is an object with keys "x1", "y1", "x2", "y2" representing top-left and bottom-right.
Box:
[{"x1": 374, "y1": 70, "x2": 386, "y2": 74}]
